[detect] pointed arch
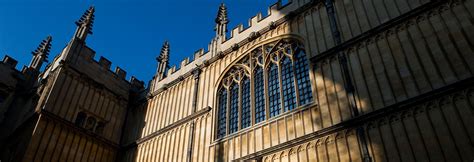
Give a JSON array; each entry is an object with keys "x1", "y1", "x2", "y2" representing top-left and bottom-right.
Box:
[{"x1": 214, "y1": 36, "x2": 313, "y2": 139}]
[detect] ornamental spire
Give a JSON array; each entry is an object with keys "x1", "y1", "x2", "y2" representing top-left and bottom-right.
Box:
[
  {"x1": 29, "y1": 36, "x2": 52, "y2": 70},
  {"x1": 74, "y1": 6, "x2": 95, "y2": 41},
  {"x1": 215, "y1": 3, "x2": 229, "y2": 39},
  {"x1": 156, "y1": 41, "x2": 170, "y2": 80},
  {"x1": 157, "y1": 41, "x2": 170, "y2": 63}
]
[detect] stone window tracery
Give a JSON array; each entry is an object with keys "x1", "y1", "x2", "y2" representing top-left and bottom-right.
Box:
[{"x1": 216, "y1": 39, "x2": 313, "y2": 139}]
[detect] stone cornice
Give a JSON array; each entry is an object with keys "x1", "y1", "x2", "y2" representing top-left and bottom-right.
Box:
[{"x1": 123, "y1": 106, "x2": 212, "y2": 149}]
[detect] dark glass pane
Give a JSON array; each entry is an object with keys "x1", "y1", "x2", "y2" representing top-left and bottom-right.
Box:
[
  {"x1": 75, "y1": 112, "x2": 87, "y2": 127},
  {"x1": 268, "y1": 63, "x2": 281, "y2": 117},
  {"x1": 254, "y1": 67, "x2": 266, "y2": 123},
  {"x1": 281, "y1": 57, "x2": 296, "y2": 111},
  {"x1": 294, "y1": 48, "x2": 313, "y2": 105},
  {"x1": 229, "y1": 83, "x2": 239, "y2": 134},
  {"x1": 241, "y1": 77, "x2": 251, "y2": 129},
  {"x1": 217, "y1": 88, "x2": 227, "y2": 138}
]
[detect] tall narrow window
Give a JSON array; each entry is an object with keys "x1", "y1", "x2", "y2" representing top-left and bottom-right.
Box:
[
  {"x1": 294, "y1": 48, "x2": 313, "y2": 105},
  {"x1": 217, "y1": 88, "x2": 227, "y2": 138},
  {"x1": 268, "y1": 63, "x2": 281, "y2": 117},
  {"x1": 229, "y1": 83, "x2": 239, "y2": 134},
  {"x1": 281, "y1": 57, "x2": 296, "y2": 111},
  {"x1": 241, "y1": 77, "x2": 251, "y2": 129},
  {"x1": 254, "y1": 67, "x2": 266, "y2": 123}
]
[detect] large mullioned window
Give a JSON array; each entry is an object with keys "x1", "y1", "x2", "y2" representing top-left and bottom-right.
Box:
[{"x1": 216, "y1": 39, "x2": 313, "y2": 139}]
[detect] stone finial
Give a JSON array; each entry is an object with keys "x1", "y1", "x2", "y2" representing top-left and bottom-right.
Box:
[
  {"x1": 74, "y1": 6, "x2": 95, "y2": 41},
  {"x1": 157, "y1": 41, "x2": 170, "y2": 63},
  {"x1": 29, "y1": 36, "x2": 52, "y2": 70},
  {"x1": 156, "y1": 41, "x2": 170, "y2": 80},
  {"x1": 215, "y1": 3, "x2": 229, "y2": 25},
  {"x1": 215, "y1": 3, "x2": 229, "y2": 39},
  {"x1": 32, "y1": 36, "x2": 52, "y2": 57}
]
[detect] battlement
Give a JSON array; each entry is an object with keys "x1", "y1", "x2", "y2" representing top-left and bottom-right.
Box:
[
  {"x1": 2, "y1": 55, "x2": 35, "y2": 75},
  {"x1": 56, "y1": 45, "x2": 145, "y2": 91},
  {"x1": 2, "y1": 55, "x2": 18, "y2": 69},
  {"x1": 155, "y1": 0, "x2": 307, "y2": 90}
]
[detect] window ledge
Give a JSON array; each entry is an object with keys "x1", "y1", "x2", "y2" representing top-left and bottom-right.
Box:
[{"x1": 212, "y1": 102, "x2": 318, "y2": 145}]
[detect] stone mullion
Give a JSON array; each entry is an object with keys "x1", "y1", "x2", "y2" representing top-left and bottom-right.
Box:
[
  {"x1": 187, "y1": 69, "x2": 201, "y2": 162},
  {"x1": 225, "y1": 86, "x2": 231, "y2": 135},
  {"x1": 278, "y1": 55, "x2": 285, "y2": 114},
  {"x1": 325, "y1": 0, "x2": 371, "y2": 161},
  {"x1": 291, "y1": 45, "x2": 302, "y2": 106},
  {"x1": 238, "y1": 80, "x2": 242, "y2": 131},
  {"x1": 264, "y1": 53, "x2": 270, "y2": 121},
  {"x1": 250, "y1": 55, "x2": 256, "y2": 126}
]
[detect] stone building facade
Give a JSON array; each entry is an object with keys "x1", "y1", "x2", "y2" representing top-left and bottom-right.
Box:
[{"x1": 1, "y1": 0, "x2": 474, "y2": 161}]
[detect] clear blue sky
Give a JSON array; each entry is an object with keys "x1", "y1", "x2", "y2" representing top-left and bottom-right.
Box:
[{"x1": 0, "y1": 0, "x2": 279, "y2": 83}]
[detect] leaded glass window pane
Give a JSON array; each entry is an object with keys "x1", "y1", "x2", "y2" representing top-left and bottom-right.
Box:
[
  {"x1": 229, "y1": 83, "x2": 239, "y2": 134},
  {"x1": 241, "y1": 77, "x2": 251, "y2": 129},
  {"x1": 268, "y1": 63, "x2": 281, "y2": 117},
  {"x1": 294, "y1": 48, "x2": 313, "y2": 105},
  {"x1": 217, "y1": 88, "x2": 227, "y2": 138},
  {"x1": 254, "y1": 67, "x2": 266, "y2": 123},
  {"x1": 281, "y1": 57, "x2": 296, "y2": 111}
]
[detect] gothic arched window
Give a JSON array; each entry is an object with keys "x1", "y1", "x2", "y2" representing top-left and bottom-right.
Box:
[{"x1": 216, "y1": 39, "x2": 313, "y2": 139}]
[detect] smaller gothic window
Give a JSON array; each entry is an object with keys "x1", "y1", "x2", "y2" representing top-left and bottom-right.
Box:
[
  {"x1": 85, "y1": 117, "x2": 96, "y2": 131},
  {"x1": 75, "y1": 112, "x2": 87, "y2": 127}
]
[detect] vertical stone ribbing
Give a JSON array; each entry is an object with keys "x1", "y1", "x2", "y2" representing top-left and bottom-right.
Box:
[
  {"x1": 187, "y1": 68, "x2": 202, "y2": 162},
  {"x1": 324, "y1": 0, "x2": 372, "y2": 161}
]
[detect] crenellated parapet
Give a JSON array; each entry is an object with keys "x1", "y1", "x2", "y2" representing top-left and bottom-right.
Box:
[{"x1": 150, "y1": 0, "x2": 311, "y2": 93}]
